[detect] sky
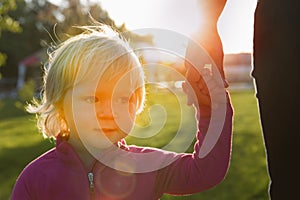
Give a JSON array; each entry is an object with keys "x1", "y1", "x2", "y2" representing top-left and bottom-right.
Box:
[
  {"x1": 49, "y1": 0, "x2": 258, "y2": 54},
  {"x1": 99, "y1": 0, "x2": 258, "y2": 54}
]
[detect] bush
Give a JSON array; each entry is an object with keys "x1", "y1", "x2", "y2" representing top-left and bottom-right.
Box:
[{"x1": 17, "y1": 79, "x2": 35, "y2": 103}]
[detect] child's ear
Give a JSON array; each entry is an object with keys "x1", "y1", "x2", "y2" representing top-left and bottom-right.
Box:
[{"x1": 54, "y1": 101, "x2": 65, "y2": 118}]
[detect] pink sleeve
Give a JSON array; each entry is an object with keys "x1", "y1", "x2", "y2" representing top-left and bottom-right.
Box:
[
  {"x1": 155, "y1": 94, "x2": 233, "y2": 195},
  {"x1": 11, "y1": 174, "x2": 33, "y2": 200}
]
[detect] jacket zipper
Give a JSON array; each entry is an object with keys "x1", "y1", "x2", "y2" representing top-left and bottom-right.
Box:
[{"x1": 88, "y1": 172, "x2": 95, "y2": 199}]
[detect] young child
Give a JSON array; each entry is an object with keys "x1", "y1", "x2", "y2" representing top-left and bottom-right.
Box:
[{"x1": 11, "y1": 24, "x2": 233, "y2": 200}]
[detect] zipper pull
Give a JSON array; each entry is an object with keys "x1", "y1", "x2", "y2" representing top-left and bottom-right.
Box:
[{"x1": 88, "y1": 172, "x2": 94, "y2": 191}]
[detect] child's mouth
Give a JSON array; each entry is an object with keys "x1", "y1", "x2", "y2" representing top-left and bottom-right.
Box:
[{"x1": 94, "y1": 128, "x2": 118, "y2": 134}]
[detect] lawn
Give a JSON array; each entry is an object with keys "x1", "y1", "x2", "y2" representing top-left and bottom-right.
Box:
[{"x1": 0, "y1": 89, "x2": 269, "y2": 199}]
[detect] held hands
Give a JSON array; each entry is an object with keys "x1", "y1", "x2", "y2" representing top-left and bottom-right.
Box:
[{"x1": 182, "y1": 64, "x2": 227, "y2": 110}]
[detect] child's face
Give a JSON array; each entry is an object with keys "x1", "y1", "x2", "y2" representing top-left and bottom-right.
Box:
[{"x1": 63, "y1": 71, "x2": 137, "y2": 148}]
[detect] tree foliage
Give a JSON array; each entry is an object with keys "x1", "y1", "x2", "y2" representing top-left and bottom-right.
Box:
[
  {"x1": 0, "y1": 0, "x2": 22, "y2": 67},
  {"x1": 0, "y1": 0, "x2": 122, "y2": 78},
  {"x1": 0, "y1": 0, "x2": 22, "y2": 35},
  {"x1": 37, "y1": 0, "x2": 121, "y2": 41}
]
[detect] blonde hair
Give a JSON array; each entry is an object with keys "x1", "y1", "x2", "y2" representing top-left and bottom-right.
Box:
[{"x1": 27, "y1": 25, "x2": 145, "y2": 139}]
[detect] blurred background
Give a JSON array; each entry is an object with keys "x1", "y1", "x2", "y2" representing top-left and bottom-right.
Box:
[{"x1": 0, "y1": 0, "x2": 269, "y2": 199}]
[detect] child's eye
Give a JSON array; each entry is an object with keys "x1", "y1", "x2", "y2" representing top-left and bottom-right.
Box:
[
  {"x1": 115, "y1": 97, "x2": 130, "y2": 104},
  {"x1": 84, "y1": 96, "x2": 99, "y2": 104}
]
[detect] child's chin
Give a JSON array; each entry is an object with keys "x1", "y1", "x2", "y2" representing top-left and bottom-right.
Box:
[
  {"x1": 82, "y1": 135, "x2": 113, "y2": 149},
  {"x1": 81, "y1": 130, "x2": 127, "y2": 150}
]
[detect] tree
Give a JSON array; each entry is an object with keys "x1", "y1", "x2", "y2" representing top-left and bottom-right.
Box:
[
  {"x1": 0, "y1": 0, "x2": 22, "y2": 70},
  {"x1": 0, "y1": 0, "x2": 152, "y2": 81},
  {"x1": 0, "y1": 0, "x2": 50, "y2": 78},
  {"x1": 0, "y1": 0, "x2": 122, "y2": 79},
  {"x1": 37, "y1": 0, "x2": 120, "y2": 41}
]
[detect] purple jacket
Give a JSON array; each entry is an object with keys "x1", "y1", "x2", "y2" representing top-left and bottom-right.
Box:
[{"x1": 11, "y1": 102, "x2": 233, "y2": 200}]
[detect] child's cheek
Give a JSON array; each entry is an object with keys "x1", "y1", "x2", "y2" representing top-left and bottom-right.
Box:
[
  {"x1": 114, "y1": 103, "x2": 136, "y2": 134},
  {"x1": 73, "y1": 104, "x2": 96, "y2": 128}
]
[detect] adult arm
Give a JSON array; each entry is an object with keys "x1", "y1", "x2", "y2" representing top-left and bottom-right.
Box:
[{"x1": 155, "y1": 0, "x2": 233, "y2": 195}]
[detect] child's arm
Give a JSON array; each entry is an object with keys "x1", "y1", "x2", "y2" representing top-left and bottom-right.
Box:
[{"x1": 154, "y1": 66, "x2": 233, "y2": 195}]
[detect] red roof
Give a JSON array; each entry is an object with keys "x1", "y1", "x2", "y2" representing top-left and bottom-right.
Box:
[{"x1": 19, "y1": 50, "x2": 45, "y2": 66}]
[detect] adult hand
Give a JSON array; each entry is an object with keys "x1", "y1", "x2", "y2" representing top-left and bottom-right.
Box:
[
  {"x1": 189, "y1": 0, "x2": 228, "y2": 83},
  {"x1": 183, "y1": 0, "x2": 228, "y2": 109}
]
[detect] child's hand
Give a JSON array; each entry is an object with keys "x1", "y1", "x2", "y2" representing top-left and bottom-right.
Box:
[{"x1": 182, "y1": 64, "x2": 226, "y2": 109}]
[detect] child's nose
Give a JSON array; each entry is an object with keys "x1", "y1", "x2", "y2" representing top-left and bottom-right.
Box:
[{"x1": 96, "y1": 100, "x2": 114, "y2": 119}]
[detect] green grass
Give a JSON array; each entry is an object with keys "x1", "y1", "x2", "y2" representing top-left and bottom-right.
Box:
[
  {"x1": 0, "y1": 89, "x2": 269, "y2": 199},
  {"x1": 0, "y1": 100, "x2": 54, "y2": 199}
]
